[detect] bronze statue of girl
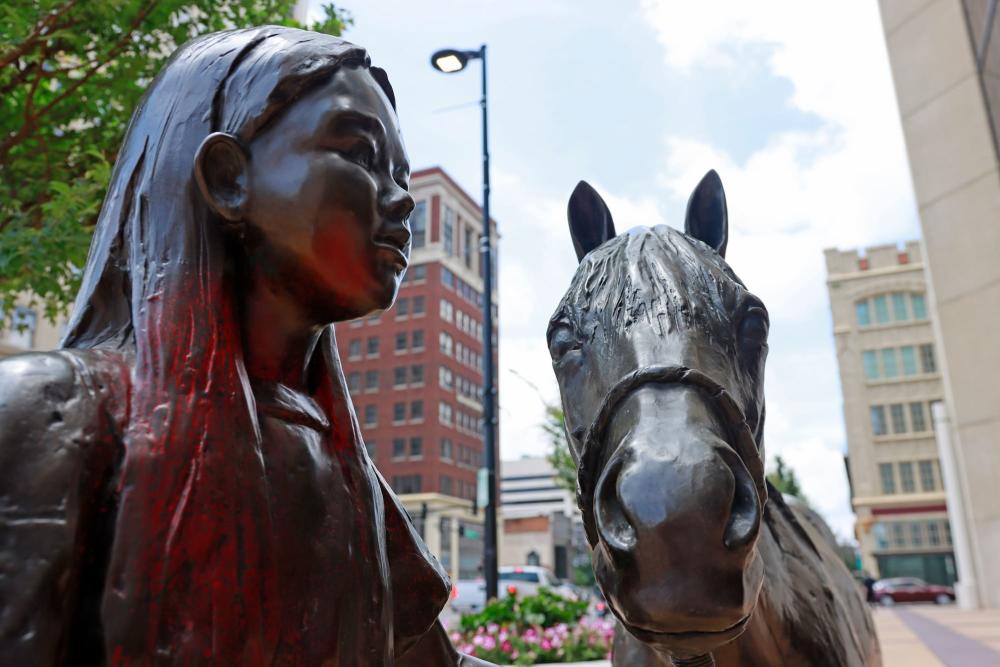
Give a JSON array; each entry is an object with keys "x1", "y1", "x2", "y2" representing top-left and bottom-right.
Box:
[{"x1": 0, "y1": 26, "x2": 492, "y2": 666}]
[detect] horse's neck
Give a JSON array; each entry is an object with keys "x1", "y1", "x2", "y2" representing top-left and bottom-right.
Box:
[{"x1": 719, "y1": 496, "x2": 878, "y2": 667}]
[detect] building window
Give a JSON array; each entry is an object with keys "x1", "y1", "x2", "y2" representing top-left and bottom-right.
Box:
[
  {"x1": 364, "y1": 405, "x2": 377, "y2": 427},
  {"x1": 919, "y1": 460, "x2": 936, "y2": 491},
  {"x1": 440, "y1": 332, "x2": 453, "y2": 356},
  {"x1": 443, "y1": 207, "x2": 455, "y2": 255},
  {"x1": 881, "y1": 349, "x2": 898, "y2": 378},
  {"x1": 464, "y1": 227, "x2": 474, "y2": 268},
  {"x1": 900, "y1": 346, "x2": 917, "y2": 376},
  {"x1": 439, "y1": 366, "x2": 454, "y2": 390},
  {"x1": 927, "y1": 521, "x2": 941, "y2": 546},
  {"x1": 441, "y1": 438, "x2": 453, "y2": 461},
  {"x1": 862, "y1": 351, "x2": 879, "y2": 380},
  {"x1": 412, "y1": 330, "x2": 425, "y2": 350},
  {"x1": 410, "y1": 400, "x2": 424, "y2": 421},
  {"x1": 920, "y1": 344, "x2": 936, "y2": 373},
  {"x1": 409, "y1": 265, "x2": 427, "y2": 282},
  {"x1": 395, "y1": 331, "x2": 407, "y2": 352},
  {"x1": 410, "y1": 437, "x2": 423, "y2": 458},
  {"x1": 439, "y1": 402, "x2": 453, "y2": 425},
  {"x1": 910, "y1": 402, "x2": 927, "y2": 432},
  {"x1": 873, "y1": 295, "x2": 889, "y2": 324},
  {"x1": 393, "y1": 402, "x2": 406, "y2": 423},
  {"x1": 892, "y1": 523, "x2": 905, "y2": 548},
  {"x1": 911, "y1": 293, "x2": 927, "y2": 320},
  {"x1": 890, "y1": 403, "x2": 907, "y2": 434},
  {"x1": 879, "y1": 462, "x2": 896, "y2": 494},
  {"x1": 348, "y1": 339, "x2": 362, "y2": 359},
  {"x1": 856, "y1": 301, "x2": 871, "y2": 327},
  {"x1": 441, "y1": 266, "x2": 454, "y2": 289},
  {"x1": 367, "y1": 336, "x2": 380, "y2": 356},
  {"x1": 413, "y1": 296, "x2": 426, "y2": 315},
  {"x1": 891, "y1": 292, "x2": 909, "y2": 321},
  {"x1": 3, "y1": 306, "x2": 37, "y2": 348},
  {"x1": 440, "y1": 475, "x2": 453, "y2": 495},
  {"x1": 396, "y1": 298, "x2": 409, "y2": 317},
  {"x1": 393, "y1": 438, "x2": 406, "y2": 459},
  {"x1": 411, "y1": 364, "x2": 424, "y2": 385},
  {"x1": 870, "y1": 405, "x2": 887, "y2": 436},
  {"x1": 440, "y1": 298, "x2": 453, "y2": 322},
  {"x1": 365, "y1": 440, "x2": 376, "y2": 461},
  {"x1": 874, "y1": 523, "x2": 889, "y2": 550},
  {"x1": 348, "y1": 372, "x2": 361, "y2": 393},
  {"x1": 411, "y1": 200, "x2": 427, "y2": 248},
  {"x1": 393, "y1": 474, "x2": 422, "y2": 494},
  {"x1": 910, "y1": 522, "x2": 923, "y2": 546},
  {"x1": 899, "y1": 461, "x2": 916, "y2": 492},
  {"x1": 365, "y1": 370, "x2": 379, "y2": 392},
  {"x1": 394, "y1": 366, "x2": 407, "y2": 387}
]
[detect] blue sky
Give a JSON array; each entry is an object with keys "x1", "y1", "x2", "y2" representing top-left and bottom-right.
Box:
[{"x1": 309, "y1": 0, "x2": 923, "y2": 538}]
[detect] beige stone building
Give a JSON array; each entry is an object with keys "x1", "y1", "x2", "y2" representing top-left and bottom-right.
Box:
[
  {"x1": 0, "y1": 304, "x2": 64, "y2": 358},
  {"x1": 826, "y1": 242, "x2": 955, "y2": 585},
  {"x1": 879, "y1": 0, "x2": 1000, "y2": 608}
]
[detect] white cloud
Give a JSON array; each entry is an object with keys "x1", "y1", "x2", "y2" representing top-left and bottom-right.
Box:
[{"x1": 638, "y1": 0, "x2": 921, "y2": 539}]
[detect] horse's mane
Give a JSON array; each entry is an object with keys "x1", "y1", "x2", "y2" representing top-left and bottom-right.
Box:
[{"x1": 551, "y1": 225, "x2": 745, "y2": 346}]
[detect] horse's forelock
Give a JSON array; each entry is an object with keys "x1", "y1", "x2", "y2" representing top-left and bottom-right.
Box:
[{"x1": 554, "y1": 226, "x2": 742, "y2": 342}]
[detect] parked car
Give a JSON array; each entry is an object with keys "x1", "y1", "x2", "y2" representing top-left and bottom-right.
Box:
[
  {"x1": 499, "y1": 566, "x2": 578, "y2": 600},
  {"x1": 448, "y1": 567, "x2": 580, "y2": 614},
  {"x1": 450, "y1": 578, "x2": 486, "y2": 614},
  {"x1": 873, "y1": 577, "x2": 955, "y2": 605}
]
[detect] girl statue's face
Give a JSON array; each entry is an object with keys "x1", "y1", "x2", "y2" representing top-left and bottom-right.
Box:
[{"x1": 198, "y1": 65, "x2": 414, "y2": 322}]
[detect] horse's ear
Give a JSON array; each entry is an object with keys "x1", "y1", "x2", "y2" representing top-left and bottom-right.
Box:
[
  {"x1": 684, "y1": 169, "x2": 728, "y2": 258},
  {"x1": 568, "y1": 181, "x2": 617, "y2": 262}
]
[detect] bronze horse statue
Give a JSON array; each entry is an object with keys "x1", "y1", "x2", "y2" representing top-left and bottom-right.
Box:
[{"x1": 547, "y1": 172, "x2": 880, "y2": 666}]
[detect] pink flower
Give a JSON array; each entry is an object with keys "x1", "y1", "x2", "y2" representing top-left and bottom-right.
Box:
[{"x1": 501, "y1": 640, "x2": 513, "y2": 654}]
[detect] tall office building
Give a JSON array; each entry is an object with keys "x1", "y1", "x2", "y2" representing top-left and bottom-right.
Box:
[
  {"x1": 341, "y1": 166, "x2": 499, "y2": 580},
  {"x1": 879, "y1": 0, "x2": 1000, "y2": 607},
  {"x1": 826, "y1": 242, "x2": 955, "y2": 585}
]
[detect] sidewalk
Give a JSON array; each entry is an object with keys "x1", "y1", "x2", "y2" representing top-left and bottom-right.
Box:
[{"x1": 874, "y1": 605, "x2": 1000, "y2": 666}]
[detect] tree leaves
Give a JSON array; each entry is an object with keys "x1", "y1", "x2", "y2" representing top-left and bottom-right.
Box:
[{"x1": 0, "y1": 1, "x2": 351, "y2": 329}]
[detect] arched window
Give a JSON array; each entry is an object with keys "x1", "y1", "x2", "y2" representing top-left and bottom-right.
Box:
[
  {"x1": 855, "y1": 291, "x2": 927, "y2": 327},
  {"x1": 526, "y1": 550, "x2": 541, "y2": 567}
]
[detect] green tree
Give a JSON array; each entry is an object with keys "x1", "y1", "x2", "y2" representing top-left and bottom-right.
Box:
[
  {"x1": 542, "y1": 402, "x2": 576, "y2": 493},
  {"x1": 767, "y1": 454, "x2": 806, "y2": 500},
  {"x1": 0, "y1": 0, "x2": 350, "y2": 326}
]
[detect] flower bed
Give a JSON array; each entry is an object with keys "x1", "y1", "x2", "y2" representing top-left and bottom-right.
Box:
[{"x1": 449, "y1": 589, "x2": 614, "y2": 664}]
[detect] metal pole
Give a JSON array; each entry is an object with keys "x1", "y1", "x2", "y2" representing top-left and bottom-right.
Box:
[{"x1": 478, "y1": 43, "x2": 499, "y2": 602}]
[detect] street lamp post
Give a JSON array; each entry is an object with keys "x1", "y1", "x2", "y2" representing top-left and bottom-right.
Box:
[{"x1": 430, "y1": 45, "x2": 499, "y2": 602}]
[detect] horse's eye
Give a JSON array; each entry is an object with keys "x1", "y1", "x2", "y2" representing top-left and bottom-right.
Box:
[
  {"x1": 738, "y1": 308, "x2": 769, "y2": 347},
  {"x1": 548, "y1": 327, "x2": 581, "y2": 362}
]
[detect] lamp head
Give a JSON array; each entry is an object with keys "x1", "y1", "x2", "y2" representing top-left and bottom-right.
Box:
[{"x1": 431, "y1": 47, "x2": 480, "y2": 73}]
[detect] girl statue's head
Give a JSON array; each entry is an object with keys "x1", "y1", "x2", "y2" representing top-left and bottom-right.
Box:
[{"x1": 59, "y1": 27, "x2": 410, "y2": 661}]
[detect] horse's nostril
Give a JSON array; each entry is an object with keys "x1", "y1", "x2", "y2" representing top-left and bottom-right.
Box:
[
  {"x1": 594, "y1": 454, "x2": 636, "y2": 560},
  {"x1": 720, "y1": 448, "x2": 761, "y2": 551}
]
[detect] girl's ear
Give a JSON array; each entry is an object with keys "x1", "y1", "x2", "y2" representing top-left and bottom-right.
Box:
[{"x1": 194, "y1": 132, "x2": 250, "y2": 222}]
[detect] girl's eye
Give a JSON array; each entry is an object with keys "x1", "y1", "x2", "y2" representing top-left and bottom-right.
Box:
[{"x1": 341, "y1": 141, "x2": 376, "y2": 171}]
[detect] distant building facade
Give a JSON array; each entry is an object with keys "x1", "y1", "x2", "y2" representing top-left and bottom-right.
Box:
[
  {"x1": 499, "y1": 457, "x2": 584, "y2": 581},
  {"x1": 879, "y1": 0, "x2": 1000, "y2": 607},
  {"x1": 825, "y1": 242, "x2": 955, "y2": 586},
  {"x1": 341, "y1": 166, "x2": 499, "y2": 581},
  {"x1": 0, "y1": 304, "x2": 63, "y2": 358}
]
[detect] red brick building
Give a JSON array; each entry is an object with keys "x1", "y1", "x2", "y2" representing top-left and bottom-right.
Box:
[{"x1": 340, "y1": 167, "x2": 498, "y2": 578}]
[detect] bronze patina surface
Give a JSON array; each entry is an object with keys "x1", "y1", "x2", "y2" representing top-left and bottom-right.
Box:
[
  {"x1": 548, "y1": 173, "x2": 881, "y2": 666},
  {"x1": 0, "y1": 26, "x2": 492, "y2": 666}
]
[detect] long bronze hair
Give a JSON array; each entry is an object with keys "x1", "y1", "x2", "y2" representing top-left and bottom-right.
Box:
[{"x1": 61, "y1": 27, "x2": 393, "y2": 663}]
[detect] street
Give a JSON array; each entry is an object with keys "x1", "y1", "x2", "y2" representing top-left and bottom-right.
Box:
[{"x1": 874, "y1": 605, "x2": 1000, "y2": 666}]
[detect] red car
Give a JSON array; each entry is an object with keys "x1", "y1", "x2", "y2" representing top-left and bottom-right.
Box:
[{"x1": 873, "y1": 577, "x2": 955, "y2": 605}]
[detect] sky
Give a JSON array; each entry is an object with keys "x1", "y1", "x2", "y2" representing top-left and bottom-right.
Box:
[{"x1": 308, "y1": 0, "x2": 923, "y2": 539}]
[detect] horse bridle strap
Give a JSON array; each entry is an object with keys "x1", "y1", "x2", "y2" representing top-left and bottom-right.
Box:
[{"x1": 576, "y1": 364, "x2": 767, "y2": 535}]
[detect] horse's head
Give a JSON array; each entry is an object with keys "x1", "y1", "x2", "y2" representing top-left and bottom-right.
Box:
[{"x1": 548, "y1": 172, "x2": 769, "y2": 660}]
